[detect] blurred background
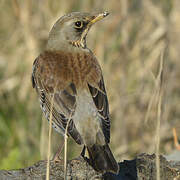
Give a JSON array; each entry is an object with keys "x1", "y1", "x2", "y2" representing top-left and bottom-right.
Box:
[{"x1": 0, "y1": 0, "x2": 180, "y2": 169}]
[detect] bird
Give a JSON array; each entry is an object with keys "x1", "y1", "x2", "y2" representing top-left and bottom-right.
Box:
[{"x1": 32, "y1": 11, "x2": 119, "y2": 174}]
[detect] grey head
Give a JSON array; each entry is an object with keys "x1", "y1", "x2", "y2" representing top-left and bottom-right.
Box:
[{"x1": 46, "y1": 11, "x2": 109, "y2": 51}]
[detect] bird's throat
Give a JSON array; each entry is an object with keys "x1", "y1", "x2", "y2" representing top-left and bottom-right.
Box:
[
  {"x1": 69, "y1": 27, "x2": 90, "y2": 49},
  {"x1": 70, "y1": 39, "x2": 86, "y2": 49}
]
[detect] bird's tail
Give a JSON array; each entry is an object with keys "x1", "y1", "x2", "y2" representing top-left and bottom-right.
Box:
[{"x1": 87, "y1": 144, "x2": 119, "y2": 174}]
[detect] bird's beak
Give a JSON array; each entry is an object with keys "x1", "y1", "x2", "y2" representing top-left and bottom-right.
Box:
[
  {"x1": 89, "y1": 11, "x2": 109, "y2": 25},
  {"x1": 79, "y1": 11, "x2": 109, "y2": 48}
]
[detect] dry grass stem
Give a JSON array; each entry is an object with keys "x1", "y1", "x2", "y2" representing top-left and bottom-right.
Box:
[
  {"x1": 40, "y1": 116, "x2": 48, "y2": 159},
  {"x1": 144, "y1": 86, "x2": 157, "y2": 124},
  {"x1": 156, "y1": 92, "x2": 162, "y2": 180},
  {"x1": 46, "y1": 89, "x2": 56, "y2": 180},
  {"x1": 155, "y1": 50, "x2": 165, "y2": 180},
  {"x1": 64, "y1": 108, "x2": 74, "y2": 179},
  {"x1": 64, "y1": 133, "x2": 68, "y2": 180}
]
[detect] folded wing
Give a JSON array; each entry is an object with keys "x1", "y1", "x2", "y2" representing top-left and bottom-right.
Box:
[
  {"x1": 32, "y1": 55, "x2": 83, "y2": 145},
  {"x1": 88, "y1": 76, "x2": 110, "y2": 144}
]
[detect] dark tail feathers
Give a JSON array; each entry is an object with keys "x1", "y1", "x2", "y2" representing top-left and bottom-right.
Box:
[{"x1": 87, "y1": 144, "x2": 119, "y2": 174}]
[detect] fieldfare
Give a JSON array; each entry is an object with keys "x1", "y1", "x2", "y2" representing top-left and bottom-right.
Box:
[{"x1": 32, "y1": 11, "x2": 119, "y2": 174}]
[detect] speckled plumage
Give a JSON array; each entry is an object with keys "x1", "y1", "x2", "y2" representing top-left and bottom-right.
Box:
[
  {"x1": 34, "y1": 50, "x2": 102, "y2": 90},
  {"x1": 32, "y1": 11, "x2": 119, "y2": 174}
]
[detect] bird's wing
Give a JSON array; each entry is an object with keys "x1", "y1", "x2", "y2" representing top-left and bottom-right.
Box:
[
  {"x1": 88, "y1": 76, "x2": 110, "y2": 143},
  {"x1": 32, "y1": 54, "x2": 83, "y2": 145}
]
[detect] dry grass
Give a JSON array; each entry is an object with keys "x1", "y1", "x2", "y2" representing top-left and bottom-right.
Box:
[
  {"x1": 155, "y1": 50, "x2": 165, "y2": 180},
  {"x1": 46, "y1": 89, "x2": 56, "y2": 180},
  {"x1": 64, "y1": 111, "x2": 74, "y2": 179},
  {"x1": 0, "y1": 0, "x2": 180, "y2": 171}
]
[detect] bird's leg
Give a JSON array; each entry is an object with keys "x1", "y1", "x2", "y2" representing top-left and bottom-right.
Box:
[
  {"x1": 52, "y1": 141, "x2": 65, "y2": 162},
  {"x1": 80, "y1": 145, "x2": 86, "y2": 157}
]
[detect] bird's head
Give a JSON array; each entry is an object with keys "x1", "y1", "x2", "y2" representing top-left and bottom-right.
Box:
[{"x1": 47, "y1": 11, "x2": 109, "y2": 50}]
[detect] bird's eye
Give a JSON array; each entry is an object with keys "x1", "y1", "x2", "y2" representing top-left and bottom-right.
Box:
[{"x1": 74, "y1": 21, "x2": 83, "y2": 29}]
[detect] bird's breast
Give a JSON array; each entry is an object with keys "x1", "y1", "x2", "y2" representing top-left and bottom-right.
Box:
[
  {"x1": 38, "y1": 50, "x2": 101, "y2": 91},
  {"x1": 67, "y1": 51, "x2": 101, "y2": 89}
]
